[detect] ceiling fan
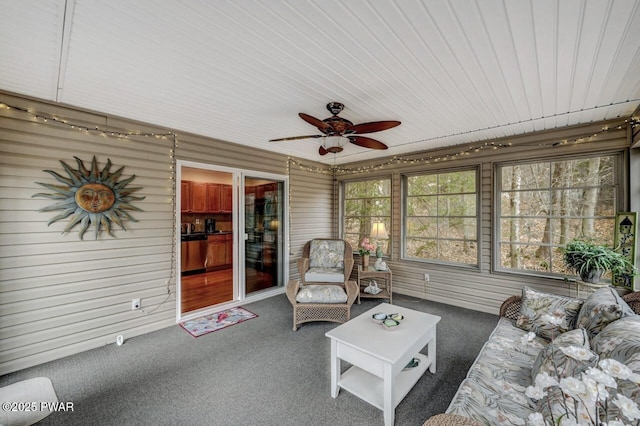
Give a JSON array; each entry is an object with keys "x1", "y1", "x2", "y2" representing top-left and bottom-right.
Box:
[{"x1": 269, "y1": 102, "x2": 401, "y2": 155}]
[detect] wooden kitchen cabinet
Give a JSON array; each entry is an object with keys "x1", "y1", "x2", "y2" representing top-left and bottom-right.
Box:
[
  {"x1": 221, "y1": 185, "x2": 232, "y2": 212},
  {"x1": 181, "y1": 180, "x2": 207, "y2": 213},
  {"x1": 183, "y1": 181, "x2": 232, "y2": 214},
  {"x1": 180, "y1": 181, "x2": 191, "y2": 213},
  {"x1": 190, "y1": 182, "x2": 207, "y2": 213},
  {"x1": 205, "y1": 233, "x2": 233, "y2": 269},
  {"x1": 205, "y1": 184, "x2": 231, "y2": 213},
  {"x1": 206, "y1": 183, "x2": 221, "y2": 212}
]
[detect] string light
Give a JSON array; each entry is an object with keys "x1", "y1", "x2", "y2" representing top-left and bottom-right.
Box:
[
  {"x1": 0, "y1": 101, "x2": 175, "y2": 139},
  {"x1": 287, "y1": 157, "x2": 292, "y2": 257},
  {"x1": 1, "y1": 100, "x2": 179, "y2": 311},
  {"x1": 165, "y1": 134, "x2": 178, "y2": 297},
  {"x1": 287, "y1": 117, "x2": 638, "y2": 175},
  {"x1": 5, "y1": 99, "x2": 636, "y2": 177}
]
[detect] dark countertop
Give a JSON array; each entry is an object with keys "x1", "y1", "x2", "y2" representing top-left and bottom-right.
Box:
[
  {"x1": 181, "y1": 233, "x2": 207, "y2": 241},
  {"x1": 181, "y1": 231, "x2": 232, "y2": 241}
]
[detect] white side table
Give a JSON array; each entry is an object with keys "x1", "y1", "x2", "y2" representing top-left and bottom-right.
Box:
[{"x1": 357, "y1": 265, "x2": 392, "y2": 304}]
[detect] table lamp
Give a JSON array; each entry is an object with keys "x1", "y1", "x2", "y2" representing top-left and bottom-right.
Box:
[{"x1": 370, "y1": 222, "x2": 388, "y2": 270}]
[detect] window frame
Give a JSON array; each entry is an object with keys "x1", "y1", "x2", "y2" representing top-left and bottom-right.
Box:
[
  {"x1": 493, "y1": 151, "x2": 624, "y2": 279},
  {"x1": 401, "y1": 165, "x2": 481, "y2": 268},
  {"x1": 341, "y1": 176, "x2": 392, "y2": 256}
]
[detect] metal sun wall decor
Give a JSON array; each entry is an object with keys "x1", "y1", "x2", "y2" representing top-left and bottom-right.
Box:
[
  {"x1": 32, "y1": 156, "x2": 145, "y2": 240},
  {"x1": 612, "y1": 212, "x2": 637, "y2": 290}
]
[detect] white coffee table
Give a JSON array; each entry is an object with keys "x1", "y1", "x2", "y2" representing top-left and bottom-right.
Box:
[{"x1": 325, "y1": 303, "x2": 441, "y2": 426}]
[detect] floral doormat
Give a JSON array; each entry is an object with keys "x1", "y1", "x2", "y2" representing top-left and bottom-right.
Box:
[{"x1": 179, "y1": 307, "x2": 258, "y2": 338}]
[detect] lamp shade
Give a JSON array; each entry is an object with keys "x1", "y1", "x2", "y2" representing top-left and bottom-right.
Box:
[
  {"x1": 322, "y1": 136, "x2": 349, "y2": 153},
  {"x1": 370, "y1": 222, "x2": 388, "y2": 240}
]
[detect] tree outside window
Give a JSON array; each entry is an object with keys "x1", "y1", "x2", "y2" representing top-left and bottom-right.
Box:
[
  {"x1": 404, "y1": 169, "x2": 478, "y2": 265},
  {"x1": 497, "y1": 155, "x2": 618, "y2": 276},
  {"x1": 343, "y1": 178, "x2": 391, "y2": 255}
]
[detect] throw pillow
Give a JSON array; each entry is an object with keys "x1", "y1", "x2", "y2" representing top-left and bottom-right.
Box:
[
  {"x1": 516, "y1": 286, "x2": 583, "y2": 340},
  {"x1": 591, "y1": 315, "x2": 640, "y2": 406},
  {"x1": 592, "y1": 315, "x2": 640, "y2": 361},
  {"x1": 308, "y1": 240, "x2": 344, "y2": 269},
  {"x1": 575, "y1": 287, "x2": 635, "y2": 340},
  {"x1": 531, "y1": 328, "x2": 596, "y2": 380},
  {"x1": 295, "y1": 284, "x2": 348, "y2": 304}
]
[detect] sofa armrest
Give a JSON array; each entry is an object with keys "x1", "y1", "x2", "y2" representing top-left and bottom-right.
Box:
[
  {"x1": 499, "y1": 295, "x2": 522, "y2": 320},
  {"x1": 296, "y1": 258, "x2": 309, "y2": 283},
  {"x1": 623, "y1": 291, "x2": 640, "y2": 315},
  {"x1": 344, "y1": 280, "x2": 358, "y2": 306},
  {"x1": 286, "y1": 280, "x2": 300, "y2": 305},
  {"x1": 499, "y1": 291, "x2": 640, "y2": 319},
  {"x1": 343, "y1": 258, "x2": 354, "y2": 280}
]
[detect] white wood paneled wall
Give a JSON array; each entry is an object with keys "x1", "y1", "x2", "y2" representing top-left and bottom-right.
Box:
[
  {"x1": 0, "y1": 93, "x2": 333, "y2": 374},
  {"x1": 287, "y1": 163, "x2": 335, "y2": 280},
  {"x1": 0, "y1": 94, "x2": 177, "y2": 374}
]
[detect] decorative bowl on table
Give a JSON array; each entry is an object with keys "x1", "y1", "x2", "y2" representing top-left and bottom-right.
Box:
[
  {"x1": 381, "y1": 318, "x2": 400, "y2": 331},
  {"x1": 388, "y1": 313, "x2": 404, "y2": 321},
  {"x1": 372, "y1": 312, "x2": 387, "y2": 323}
]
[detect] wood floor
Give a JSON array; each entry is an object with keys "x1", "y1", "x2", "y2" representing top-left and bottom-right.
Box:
[
  {"x1": 181, "y1": 266, "x2": 279, "y2": 313},
  {"x1": 181, "y1": 268, "x2": 233, "y2": 313}
]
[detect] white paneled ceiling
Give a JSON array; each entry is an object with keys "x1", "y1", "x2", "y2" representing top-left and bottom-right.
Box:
[{"x1": 1, "y1": 0, "x2": 639, "y2": 164}]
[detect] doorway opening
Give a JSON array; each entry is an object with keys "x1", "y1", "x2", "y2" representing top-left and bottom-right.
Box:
[
  {"x1": 176, "y1": 161, "x2": 288, "y2": 321},
  {"x1": 179, "y1": 166, "x2": 234, "y2": 314}
]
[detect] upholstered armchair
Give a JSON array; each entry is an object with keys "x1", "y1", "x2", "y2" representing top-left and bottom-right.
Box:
[{"x1": 286, "y1": 239, "x2": 358, "y2": 331}]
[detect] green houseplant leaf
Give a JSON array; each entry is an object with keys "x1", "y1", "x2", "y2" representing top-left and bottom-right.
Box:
[{"x1": 562, "y1": 239, "x2": 636, "y2": 284}]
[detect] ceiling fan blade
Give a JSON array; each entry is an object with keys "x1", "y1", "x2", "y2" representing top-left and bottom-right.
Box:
[
  {"x1": 319, "y1": 146, "x2": 329, "y2": 155},
  {"x1": 347, "y1": 120, "x2": 401, "y2": 134},
  {"x1": 299, "y1": 113, "x2": 332, "y2": 132},
  {"x1": 269, "y1": 135, "x2": 323, "y2": 142},
  {"x1": 349, "y1": 136, "x2": 389, "y2": 150}
]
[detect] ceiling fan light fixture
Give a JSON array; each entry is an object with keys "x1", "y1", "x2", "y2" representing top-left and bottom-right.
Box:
[
  {"x1": 275, "y1": 103, "x2": 399, "y2": 155},
  {"x1": 322, "y1": 135, "x2": 348, "y2": 153}
]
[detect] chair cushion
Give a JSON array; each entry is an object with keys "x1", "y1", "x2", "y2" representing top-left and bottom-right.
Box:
[
  {"x1": 515, "y1": 286, "x2": 583, "y2": 340},
  {"x1": 575, "y1": 286, "x2": 636, "y2": 340},
  {"x1": 309, "y1": 240, "x2": 344, "y2": 269},
  {"x1": 295, "y1": 285, "x2": 348, "y2": 304},
  {"x1": 305, "y1": 267, "x2": 345, "y2": 283}
]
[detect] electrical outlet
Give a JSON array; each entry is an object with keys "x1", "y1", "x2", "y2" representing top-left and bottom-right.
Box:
[
  {"x1": 195, "y1": 218, "x2": 200, "y2": 224},
  {"x1": 132, "y1": 298, "x2": 141, "y2": 310},
  {"x1": 424, "y1": 273, "x2": 430, "y2": 282}
]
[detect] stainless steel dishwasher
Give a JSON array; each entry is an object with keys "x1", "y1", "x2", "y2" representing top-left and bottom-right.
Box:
[{"x1": 181, "y1": 233, "x2": 207, "y2": 273}]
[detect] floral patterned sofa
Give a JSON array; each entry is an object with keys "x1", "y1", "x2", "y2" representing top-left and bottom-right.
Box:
[{"x1": 438, "y1": 287, "x2": 640, "y2": 426}]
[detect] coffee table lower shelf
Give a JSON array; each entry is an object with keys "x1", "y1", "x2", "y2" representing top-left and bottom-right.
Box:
[{"x1": 337, "y1": 353, "x2": 430, "y2": 410}]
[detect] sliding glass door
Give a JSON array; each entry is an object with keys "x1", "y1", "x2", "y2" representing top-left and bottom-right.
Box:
[
  {"x1": 244, "y1": 176, "x2": 285, "y2": 294},
  {"x1": 176, "y1": 162, "x2": 288, "y2": 321}
]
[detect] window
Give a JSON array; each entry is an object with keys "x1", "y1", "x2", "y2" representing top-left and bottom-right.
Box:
[
  {"x1": 497, "y1": 154, "x2": 618, "y2": 275},
  {"x1": 343, "y1": 178, "x2": 391, "y2": 255},
  {"x1": 404, "y1": 169, "x2": 478, "y2": 265}
]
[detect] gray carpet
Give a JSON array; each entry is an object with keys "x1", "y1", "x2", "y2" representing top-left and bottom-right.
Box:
[{"x1": 0, "y1": 294, "x2": 498, "y2": 426}]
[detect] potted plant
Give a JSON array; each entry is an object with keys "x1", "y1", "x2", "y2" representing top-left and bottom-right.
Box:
[
  {"x1": 359, "y1": 237, "x2": 376, "y2": 268},
  {"x1": 562, "y1": 239, "x2": 635, "y2": 284}
]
